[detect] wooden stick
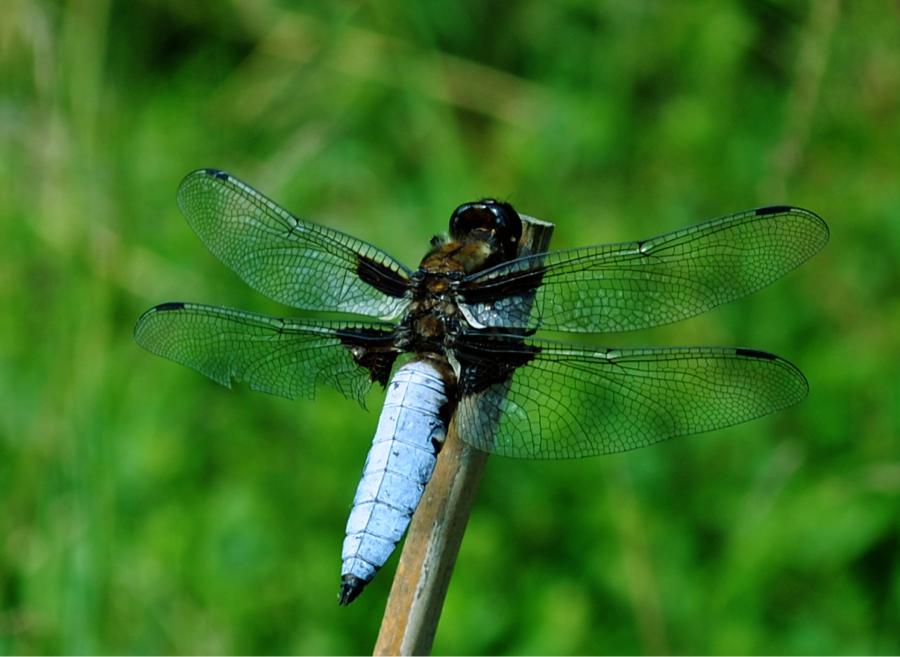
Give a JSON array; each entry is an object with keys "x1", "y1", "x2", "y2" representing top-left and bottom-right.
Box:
[{"x1": 373, "y1": 215, "x2": 555, "y2": 656}]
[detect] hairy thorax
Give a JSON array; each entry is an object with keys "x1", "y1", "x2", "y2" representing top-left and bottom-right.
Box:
[{"x1": 399, "y1": 240, "x2": 495, "y2": 353}]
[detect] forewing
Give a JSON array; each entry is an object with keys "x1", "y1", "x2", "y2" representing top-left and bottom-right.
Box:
[
  {"x1": 460, "y1": 206, "x2": 829, "y2": 332},
  {"x1": 453, "y1": 338, "x2": 808, "y2": 459},
  {"x1": 134, "y1": 302, "x2": 398, "y2": 404},
  {"x1": 177, "y1": 169, "x2": 412, "y2": 319}
]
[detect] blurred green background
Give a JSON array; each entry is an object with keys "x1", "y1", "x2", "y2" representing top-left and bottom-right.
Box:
[{"x1": 2, "y1": 0, "x2": 899, "y2": 654}]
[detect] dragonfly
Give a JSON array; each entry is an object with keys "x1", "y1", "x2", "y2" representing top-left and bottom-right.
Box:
[{"x1": 134, "y1": 169, "x2": 829, "y2": 605}]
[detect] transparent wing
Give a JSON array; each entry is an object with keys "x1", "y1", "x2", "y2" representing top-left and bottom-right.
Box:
[
  {"x1": 453, "y1": 337, "x2": 808, "y2": 459},
  {"x1": 459, "y1": 206, "x2": 829, "y2": 333},
  {"x1": 134, "y1": 302, "x2": 397, "y2": 404},
  {"x1": 177, "y1": 169, "x2": 412, "y2": 319}
]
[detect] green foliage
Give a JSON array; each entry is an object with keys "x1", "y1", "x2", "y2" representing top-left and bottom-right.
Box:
[{"x1": 2, "y1": 1, "x2": 898, "y2": 653}]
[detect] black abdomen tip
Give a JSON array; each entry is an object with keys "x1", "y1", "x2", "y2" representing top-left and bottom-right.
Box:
[{"x1": 338, "y1": 574, "x2": 368, "y2": 606}]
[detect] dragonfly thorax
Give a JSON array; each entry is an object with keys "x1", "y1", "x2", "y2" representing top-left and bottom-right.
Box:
[{"x1": 399, "y1": 271, "x2": 467, "y2": 353}]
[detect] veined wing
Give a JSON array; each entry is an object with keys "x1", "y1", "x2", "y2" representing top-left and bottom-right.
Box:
[
  {"x1": 134, "y1": 302, "x2": 398, "y2": 404},
  {"x1": 177, "y1": 169, "x2": 412, "y2": 319},
  {"x1": 453, "y1": 336, "x2": 808, "y2": 459},
  {"x1": 459, "y1": 206, "x2": 829, "y2": 333}
]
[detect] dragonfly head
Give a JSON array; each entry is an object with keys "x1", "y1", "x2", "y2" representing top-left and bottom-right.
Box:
[{"x1": 449, "y1": 199, "x2": 522, "y2": 261}]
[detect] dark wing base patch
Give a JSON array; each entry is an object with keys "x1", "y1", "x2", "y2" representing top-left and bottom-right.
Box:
[
  {"x1": 355, "y1": 254, "x2": 411, "y2": 299},
  {"x1": 337, "y1": 327, "x2": 400, "y2": 387},
  {"x1": 454, "y1": 334, "x2": 540, "y2": 396}
]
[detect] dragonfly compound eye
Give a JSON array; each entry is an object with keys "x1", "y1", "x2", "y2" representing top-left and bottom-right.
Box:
[{"x1": 450, "y1": 200, "x2": 522, "y2": 258}]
